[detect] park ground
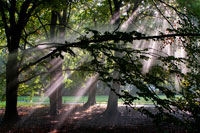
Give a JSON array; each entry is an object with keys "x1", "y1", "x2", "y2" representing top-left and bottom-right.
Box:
[{"x1": 0, "y1": 103, "x2": 187, "y2": 133}]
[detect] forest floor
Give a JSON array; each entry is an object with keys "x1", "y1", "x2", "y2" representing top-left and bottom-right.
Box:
[{"x1": 0, "y1": 105, "x2": 186, "y2": 133}]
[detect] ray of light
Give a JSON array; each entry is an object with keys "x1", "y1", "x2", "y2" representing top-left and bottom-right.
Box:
[{"x1": 56, "y1": 74, "x2": 98, "y2": 127}]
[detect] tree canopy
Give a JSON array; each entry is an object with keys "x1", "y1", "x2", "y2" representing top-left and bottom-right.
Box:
[{"x1": 0, "y1": 0, "x2": 200, "y2": 131}]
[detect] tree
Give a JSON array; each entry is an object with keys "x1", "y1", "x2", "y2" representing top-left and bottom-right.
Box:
[
  {"x1": 103, "y1": 0, "x2": 122, "y2": 117},
  {"x1": 48, "y1": 4, "x2": 72, "y2": 114},
  {"x1": 0, "y1": 0, "x2": 44, "y2": 122},
  {"x1": 104, "y1": 0, "x2": 141, "y2": 117}
]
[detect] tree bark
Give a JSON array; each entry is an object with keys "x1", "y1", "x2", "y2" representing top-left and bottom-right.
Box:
[
  {"x1": 57, "y1": 83, "x2": 63, "y2": 109},
  {"x1": 49, "y1": 81, "x2": 58, "y2": 116},
  {"x1": 57, "y1": 59, "x2": 63, "y2": 109},
  {"x1": 1, "y1": 0, "x2": 41, "y2": 122},
  {"x1": 48, "y1": 58, "x2": 63, "y2": 112},
  {"x1": 48, "y1": 10, "x2": 59, "y2": 115},
  {"x1": 56, "y1": 8, "x2": 69, "y2": 109},
  {"x1": 48, "y1": 8, "x2": 66, "y2": 113},
  {"x1": 48, "y1": 58, "x2": 61, "y2": 115},
  {"x1": 104, "y1": 69, "x2": 121, "y2": 117},
  {"x1": 3, "y1": 50, "x2": 19, "y2": 122},
  {"x1": 3, "y1": 19, "x2": 21, "y2": 123},
  {"x1": 83, "y1": 74, "x2": 99, "y2": 108}
]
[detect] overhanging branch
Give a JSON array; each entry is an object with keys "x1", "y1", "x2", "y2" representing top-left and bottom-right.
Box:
[{"x1": 19, "y1": 32, "x2": 200, "y2": 73}]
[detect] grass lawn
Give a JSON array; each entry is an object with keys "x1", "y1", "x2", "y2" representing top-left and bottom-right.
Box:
[
  {"x1": 16, "y1": 95, "x2": 156, "y2": 104},
  {"x1": 0, "y1": 95, "x2": 175, "y2": 108}
]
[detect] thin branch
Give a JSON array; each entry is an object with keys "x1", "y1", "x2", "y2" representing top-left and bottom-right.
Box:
[
  {"x1": 19, "y1": 67, "x2": 95, "y2": 84},
  {"x1": 19, "y1": 49, "x2": 57, "y2": 73},
  {"x1": 36, "y1": 13, "x2": 49, "y2": 39},
  {"x1": 157, "y1": 0, "x2": 193, "y2": 26},
  {"x1": 108, "y1": 0, "x2": 113, "y2": 16},
  {"x1": 132, "y1": 0, "x2": 141, "y2": 13},
  {"x1": 62, "y1": 68, "x2": 95, "y2": 72},
  {"x1": 66, "y1": 2, "x2": 71, "y2": 24},
  {"x1": 24, "y1": 23, "x2": 82, "y2": 38},
  {"x1": 112, "y1": 17, "x2": 125, "y2": 33},
  {"x1": 152, "y1": 0, "x2": 174, "y2": 29},
  {"x1": 132, "y1": 33, "x2": 200, "y2": 40},
  {"x1": 19, "y1": 72, "x2": 48, "y2": 84}
]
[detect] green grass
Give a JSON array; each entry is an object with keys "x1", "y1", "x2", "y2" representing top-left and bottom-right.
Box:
[
  {"x1": 0, "y1": 95, "x2": 180, "y2": 108},
  {"x1": 17, "y1": 95, "x2": 152, "y2": 104}
]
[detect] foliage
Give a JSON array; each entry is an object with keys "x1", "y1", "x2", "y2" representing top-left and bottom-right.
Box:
[{"x1": 49, "y1": 24, "x2": 200, "y2": 130}]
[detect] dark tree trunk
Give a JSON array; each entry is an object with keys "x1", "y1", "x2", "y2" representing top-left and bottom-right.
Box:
[
  {"x1": 48, "y1": 7, "x2": 69, "y2": 114},
  {"x1": 49, "y1": 82, "x2": 58, "y2": 116},
  {"x1": 57, "y1": 58, "x2": 63, "y2": 109},
  {"x1": 3, "y1": 27, "x2": 21, "y2": 123},
  {"x1": 48, "y1": 11, "x2": 60, "y2": 115},
  {"x1": 57, "y1": 84, "x2": 63, "y2": 109},
  {"x1": 48, "y1": 58, "x2": 59, "y2": 115},
  {"x1": 50, "y1": 11, "x2": 57, "y2": 42},
  {"x1": 3, "y1": 50, "x2": 19, "y2": 122},
  {"x1": 1, "y1": 0, "x2": 38, "y2": 123},
  {"x1": 56, "y1": 8, "x2": 69, "y2": 109},
  {"x1": 48, "y1": 57, "x2": 64, "y2": 114},
  {"x1": 83, "y1": 75, "x2": 99, "y2": 108}
]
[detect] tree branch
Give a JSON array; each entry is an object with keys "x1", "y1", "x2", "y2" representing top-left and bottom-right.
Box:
[
  {"x1": 9, "y1": 0, "x2": 16, "y2": 28},
  {"x1": 19, "y1": 72, "x2": 48, "y2": 84},
  {"x1": 36, "y1": 13, "x2": 49, "y2": 39},
  {"x1": 0, "y1": 1, "x2": 10, "y2": 44},
  {"x1": 19, "y1": 32, "x2": 200, "y2": 74},
  {"x1": 152, "y1": 0, "x2": 174, "y2": 29},
  {"x1": 157, "y1": 0, "x2": 193, "y2": 26},
  {"x1": 19, "y1": 49, "x2": 57, "y2": 74},
  {"x1": 108, "y1": 0, "x2": 113, "y2": 16}
]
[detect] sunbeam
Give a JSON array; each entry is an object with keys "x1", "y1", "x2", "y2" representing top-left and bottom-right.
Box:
[{"x1": 56, "y1": 74, "x2": 99, "y2": 127}]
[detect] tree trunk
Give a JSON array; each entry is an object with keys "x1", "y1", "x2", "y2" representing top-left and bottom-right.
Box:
[
  {"x1": 49, "y1": 86, "x2": 58, "y2": 116},
  {"x1": 1, "y1": 0, "x2": 37, "y2": 123},
  {"x1": 57, "y1": 83, "x2": 63, "y2": 109},
  {"x1": 57, "y1": 58, "x2": 63, "y2": 109},
  {"x1": 3, "y1": 50, "x2": 19, "y2": 122},
  {"x1": 104, "y1": 0, "x2": 121, "y2": 117},
  {"x1": 56, "y1": 8, "x2": 69, "y2": 109},
  {"x1": 104, "y1": 72, "x2": 121, "y2": 117},
  {"x1": 86, "y1": 82, "x2": 97, "y2": 105},
  {"x1": 48, "y1": 58, "x2": 59, "y2": 115},
  {"x1": 83, "y1": 75, "x2": 99, "y2": 108},
  {"x1": 48, "y1": 57, "x2": 64, "y2": 114},
  {"x1": 48, "y1": 10, "x2": 60, "y2": 115}
]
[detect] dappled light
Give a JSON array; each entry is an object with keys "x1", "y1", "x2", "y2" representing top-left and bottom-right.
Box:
[{"x1": 0, "y1": 0, "x2": 200, "y2": 132}]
